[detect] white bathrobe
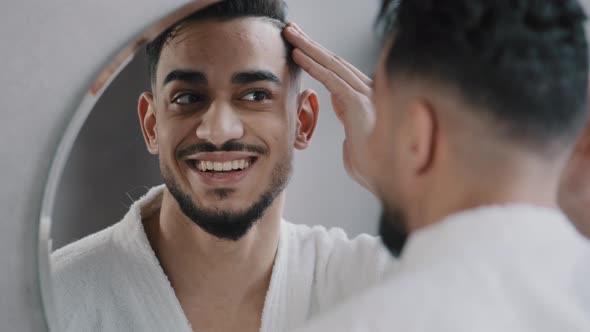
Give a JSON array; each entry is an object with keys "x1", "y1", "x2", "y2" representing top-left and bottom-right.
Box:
[
  {"x1": 293, "y1": 205, "x2": 590, "y2": 332},
  {"x1": 51, "y1": 185, "x2": 394, "y2": 332}
]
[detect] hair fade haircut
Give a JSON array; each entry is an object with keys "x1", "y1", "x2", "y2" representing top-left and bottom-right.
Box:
[
  {"x1": 146, "y1": 0, "x2": 299, "y2": 85},
  {"x1": 377, "y1": 0, "x2": 589, "y2": 148}
]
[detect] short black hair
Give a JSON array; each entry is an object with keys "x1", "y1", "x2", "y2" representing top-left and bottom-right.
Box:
[
  {"x1": 377, "y1": 0, "x2": 589, "y2": 147},
  {"x1": 146, "y1": 0, "x2": 299, "y2": 85}
]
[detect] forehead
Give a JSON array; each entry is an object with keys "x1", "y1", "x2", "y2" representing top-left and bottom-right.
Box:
[{"x1": 157, "y1": 18, "x2": 288, "y2": 86}]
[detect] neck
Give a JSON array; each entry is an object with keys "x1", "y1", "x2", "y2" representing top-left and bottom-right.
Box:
[
  {"x1": 144, "y1": 189, "x2": 284, "y2": 307},
  {"x1": 406, "y1": 157, "x2": 565, "y2": 232}
]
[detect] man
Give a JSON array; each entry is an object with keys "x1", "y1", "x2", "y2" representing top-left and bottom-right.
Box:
[
  {"x1": 284, "y1": 0, "x2": 590, "y2": 330},
  {"x1": 560, "y1": 118, "x2": 590, "y2": 238},
  {"x1": 51, "y1": 1, "x2": 392, "y2": 331}
]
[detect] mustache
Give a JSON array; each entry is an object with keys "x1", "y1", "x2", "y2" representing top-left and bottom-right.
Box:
[{"x1": 176, "y1": 140, "x2": 269, "y2": 159}]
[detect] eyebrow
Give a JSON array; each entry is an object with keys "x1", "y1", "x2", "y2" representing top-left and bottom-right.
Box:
[
  {"x1": 231, "y1": 70, "x2": 281, "y2": 86},
  {"x1": 163, "y1": 70, "x2": 207, "y2": 86}
]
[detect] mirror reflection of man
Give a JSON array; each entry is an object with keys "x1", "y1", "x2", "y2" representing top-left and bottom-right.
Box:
[
  {"x1": 284, "y1": 0, "x2": 590, "y2": 330},
  {"x1": 51, "y1": 1, "x2": 393, "y2": 332}
]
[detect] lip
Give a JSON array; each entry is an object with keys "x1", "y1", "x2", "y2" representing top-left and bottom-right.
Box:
[{"x1": 185, "y1": 154, "x2": 258, "y2": 187}]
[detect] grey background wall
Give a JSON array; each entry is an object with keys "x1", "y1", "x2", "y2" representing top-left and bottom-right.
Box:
[{"x1": 50, "y1": 0, "x2": 382, "y2": 249}]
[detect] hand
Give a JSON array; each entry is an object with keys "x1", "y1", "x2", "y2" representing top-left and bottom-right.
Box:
[{"x1": 283, "y1": 23, "x2": 377, "y2": 194}]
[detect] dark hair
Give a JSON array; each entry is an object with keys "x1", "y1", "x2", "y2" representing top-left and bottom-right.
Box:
[
  {"x1": 377, "y1": 0, "x2": 589, "y2": 147},
  {"x1": 146, "y1": 0, "x2": 299, "y2": 84}
]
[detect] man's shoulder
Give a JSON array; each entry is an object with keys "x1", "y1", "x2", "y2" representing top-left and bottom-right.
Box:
[
  {"x1": 283, "y1": 221, "x2": 385, "y2": 252},
  {"x1": 282, "y1": 221, "x2": 394, "y2": 271},
  {"x1": 290, "y1": 271, "x2": 428, "y2": 332},
  {"x1": 296, "y1": 266, "x2": 590, "y2": 332},
  {"x1": 295, "y1": 244, "x2": 590, "y2": 332},
  {"x1": 291, "y1": 265, "x2": 506, "y2": 332},
  {"x1": 49, "y1": 223, "x2": 126, "y2": 330},
  {"x1": 51, "y1": 222, "x2": 119, "y2": 276},
  {"x1": 50, "y1": 221, "x2": 130, "y2": 309},
  {"x1": 284, "y1": 221, "x2": 394, "y2": 270},
  {"x1": 51, "y1": 186, "x2": 161, "y2": 281},
  {"x1": 281, "y1": 221, "x2": 396, "y2": 312}
]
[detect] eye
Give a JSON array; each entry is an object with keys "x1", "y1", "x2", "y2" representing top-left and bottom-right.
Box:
[
  {"x1": 241, "y1": 90, "x2": 270, "y2": 102},
  {"x1": 172, "y1": 93, "x2": 206, "y2": 105}
]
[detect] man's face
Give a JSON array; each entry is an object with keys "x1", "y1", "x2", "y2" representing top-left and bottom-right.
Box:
[{"x1": 142, "y1": 18, "x2": 309, "y2": 240}]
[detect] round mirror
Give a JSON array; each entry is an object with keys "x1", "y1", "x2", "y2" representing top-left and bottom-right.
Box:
[{"x1": 40, "y1": 1, "x2": 383, "y2": 330}]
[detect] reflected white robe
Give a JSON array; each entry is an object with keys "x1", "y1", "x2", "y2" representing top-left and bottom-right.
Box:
[
  {"x1": 293, "y1": 205, "x2": 590, "y2": 332},
  {"x1": 51, "y1": 185, "x2": 393, "y2": 332}
]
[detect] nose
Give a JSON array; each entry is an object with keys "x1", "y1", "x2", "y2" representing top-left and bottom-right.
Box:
[{"x1": 196, "y1": 101, "x2": 245, "y2": 146}]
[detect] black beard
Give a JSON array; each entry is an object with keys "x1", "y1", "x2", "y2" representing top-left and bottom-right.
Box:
[
  {"x1": 378, "y1": 206, "x2": 409, "y2": 258},
  {"x1": 162, "y1": 154, "x2": 292, "y2": 241}
]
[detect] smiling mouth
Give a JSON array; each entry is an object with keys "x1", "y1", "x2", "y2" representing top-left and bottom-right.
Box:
[{"x1": 187, "y1": 157, "x2": 258, "y2": 173}]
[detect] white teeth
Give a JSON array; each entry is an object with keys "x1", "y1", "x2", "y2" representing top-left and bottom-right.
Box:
[{"x1": 195, "y1": 158, "x2": 253, "y2": 171}]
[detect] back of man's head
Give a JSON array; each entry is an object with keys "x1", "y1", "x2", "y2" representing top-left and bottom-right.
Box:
[
  {"x1": 146, "y1": 0, "x2": 299, "y2": 85},
  {"x1": 378, "y1": 0, "x2": 588, "y2": 153}
]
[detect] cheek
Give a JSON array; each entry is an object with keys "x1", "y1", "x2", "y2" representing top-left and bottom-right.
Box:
[
  {"x1": 369, "y1": 122, "x2": 394, "y2": 165},
  {"x1": 368, "y1": 120, "x2": 405, "y2": 187},
  {"x1": 266, "y1": 121, "x2": 294, "y2": 155},
  {"x1": 370, "y1": 94, "x2": 396, "y2": 164},
  {"x1": 245, "y1": 109, "x2": 294, "y2": 145},
  {"x1": 157, "y1": 118, "x2": 195, "y2": 158}
]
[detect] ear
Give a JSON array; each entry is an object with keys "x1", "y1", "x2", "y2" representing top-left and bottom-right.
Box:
[
  {"x1": 407, "y1": 99, "x2": 437, "y2": 175},
  {"x1": 138, "y1": 92, "x2": 159, "y2": 155},
  {"x1": 294, "y1": 89, "x2": 320, "y2": 150}
]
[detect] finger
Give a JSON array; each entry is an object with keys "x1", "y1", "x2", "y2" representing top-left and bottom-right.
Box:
[
  {"x1": 284, "y1": 26, "x2": 371, "y2": 95},
  {"x1": 292, "y1": 48, "x2": 358, "y2": 99},
  {"x1": 341, "y1": 60, "x2": 373, "y2": 87},
  {"x1": 288, "y1": 23, "x2": 373, "y2": 87},
  {"x1": 285, "y1": 25, "x2": 370, "y2": 93}
]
